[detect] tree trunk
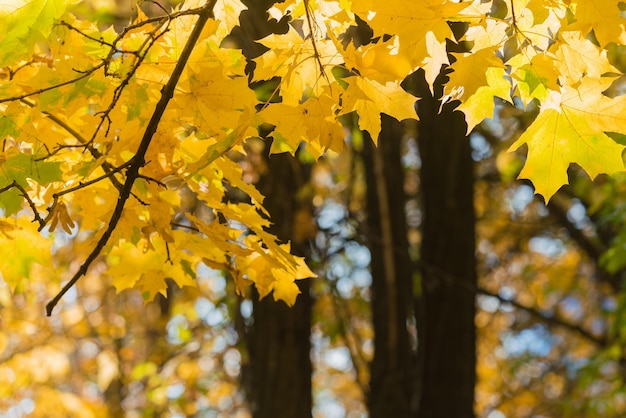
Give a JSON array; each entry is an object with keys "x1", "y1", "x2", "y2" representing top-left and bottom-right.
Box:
[
  {"x1": 413, "y1": 68, "x2": 477, "y2": 418},
  {"x1": 244, "y1": 150, "x2": 313, "y2": 418},
  {"x1": 364, "y1": 115, "x2": 416, "y2": 417}
]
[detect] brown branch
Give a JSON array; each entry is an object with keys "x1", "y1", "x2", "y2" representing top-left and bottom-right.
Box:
[
  {"x1": 46, "y1": 0, "x2": 218, "y2": 316},
  {"x1": 117, "y1": 6, "x2": 205, "y2": 32},
  {"x1": 169, "y1": 221, "x2": 200, "y2": 232},
  {"x1": 57, "y1": 21, "x2": 117, "y2": 48},
  {"x1": 89, "y1": 15, "x2": 172, "y2": 147}
]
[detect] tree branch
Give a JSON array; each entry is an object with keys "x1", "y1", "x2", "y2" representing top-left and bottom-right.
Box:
[
  {"x1": 46, "y1": 0, "x2": 218, "y2": 315},
  {"x1": 418, "y1": 261, "x2": 609, "y2": 348},
  {"x1": 475, "y1": 286, "x2": 608, "y2": 348}
]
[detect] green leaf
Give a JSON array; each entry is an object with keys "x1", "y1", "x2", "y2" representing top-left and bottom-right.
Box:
[
  {"x1": 0, "y1": 0, "x2": 69, "y2": 66},
  {"x1": 0, "y1": 153, "x2": 63, "y2": 214}
]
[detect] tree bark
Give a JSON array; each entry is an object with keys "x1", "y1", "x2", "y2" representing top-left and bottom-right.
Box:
[
  {"x1": 413, "y1": 68, "x2": 477, "y2": 418},
  {"x1": 244, "y1": 150, "x2": 313, "y2": 418},
  {"x1": 363, "y1": 115, "x2": 416, "y2": 418}
]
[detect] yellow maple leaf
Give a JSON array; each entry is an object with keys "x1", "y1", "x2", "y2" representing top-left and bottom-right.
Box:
[
  {"x1": 553, "y1": 31, "x2": 618, "y2": 86},
  {"x1": 463, "y1": 18, "x2": 509, "y2": 51},
  {"x1": 237, "y1": 243, "x2": 315, "y2": 306},
  {"x1": 259, "y1": 94, "x2": 345, "y2": 157},
  {"x1": 106, "y1": 240, "x2": 196, "y2": 301},
  {"x1": 214, "y1": 0, "x2": 247, "y2": 34},
  {"x1": 510, "y1": 78, "x2": 626, "y2": 200},
  {"x1": 509, "y1": 53, "x2": 559, "y2": 105},
  {"x1": 173, "y1": 66, "x2": 257, "y2": 139},
  {"x1": 456, "y1": 66, "x2": 511, "y2": 133},
  {"x1": 339, "y1": 37, "x2": 413, "y2": 83},
  {"x1": 0, "y1": 216, "x2": 53, "y2": 291},
  {"x1": 447, "y1": 46, "x2": 507, "y2": 101},
  {"x1": 271, "y1": 270, "x2": 302, "y2": 307},
  {"x1": 568, "y1": 0, "x2": 626, "y2": 47},
  {"x1": 351, "y1": 0, "x2": 472, "y2": 88},
  {"x1": 341, "y1": 76, "x2": 418, "y2": 140},
  {"x1": 253, "y1": 26, "x2": 343, "y2": 105}
]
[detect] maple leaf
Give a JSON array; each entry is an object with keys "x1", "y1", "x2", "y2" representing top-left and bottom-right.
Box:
[
  {"x1": 338, "y1": 38, "x2": 413, "y2": 84},
  {"x1": 106, "y1": 240, "x2": 196, "y2": 301},
  {"x1": 447, "y1": 47, "x2": 506, "y2": 102},
  {"x1": 259, "y1": 93, "x2": 346, "y2": 156},
  {"x1": 351, "y1": 0, "x2": 472, "y2": 87},
  {"x1": 237, "y1": 243, "x2": 315, "y2": 306},
  {"x1": 341, "y1": 76, "x2": 418, "y2": 140},
  {"x1": 456, "y1": 66, "x2": 511, "y2": 133},
  {"x1": 568, "y1": 0, "x2": 626, "y2": 47},
  {"x1": 214, "y1": 0, "x2": 247, "y2": 33},
  {"x1": 510, "y1": 79, "x2": 626, "y2": 200},
  {"x1": 446, "y1": 46, "x2": 512, "y2": 131},
  {"x1": 509, "y1": 53, "x2": 559, "y2": 105},
  {"x1": 0, "y1": 0, "x2": 69, "y2": 66},
  {"x1": 553, "y1": 31, "x2": 618, "y2": 86},
  {"x1": 253, "y1": 26, "x2": 343, "y2": 105},
  {"x1": 173, "y1": 66, "x2": 257, "y2": 139}
]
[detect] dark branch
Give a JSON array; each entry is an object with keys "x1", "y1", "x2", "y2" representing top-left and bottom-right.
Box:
[
  {"x1": 46, "y1": 0, "x2": 218, "y2": 316},
  {"x1": 476, "y1": 286, "x2": 608, "y2": 348}
]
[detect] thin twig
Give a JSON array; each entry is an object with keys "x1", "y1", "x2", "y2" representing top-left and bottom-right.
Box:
[
  {"x1": 19, "y1": 99, "x2": 124, "y2": 190},
  {"x1": 303, "y1": 0, "x2": 331, "y2": 87},
  {"x1": 0, "y1": 181, "x2": 46, "y2": 228},
  {"x1": 327, "y1": 279, "x2": 370, "y2": 396},
  {"x1": 53, "y1": 160, "x2": 133, "y2": 199},
  {"x1": 0, "y1": 63, "x2": 106, "y2": 104}
]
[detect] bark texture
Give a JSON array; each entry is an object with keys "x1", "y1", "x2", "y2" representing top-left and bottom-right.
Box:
[
  {"x1": 414, "y1": 68, "x2": 477, "y2": 418},
  {"x1": 245, "y1": 150, "x2": 313, "y2": 418},
  {"x1": 364, "y1": 115, "x2": 416, "y2": 418}
]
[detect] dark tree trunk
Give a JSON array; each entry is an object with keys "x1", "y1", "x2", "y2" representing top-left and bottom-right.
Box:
[
  {"x1": 245, "y1": 150, "x2": 313, "y2": 418},
  {"x1": 228, "y1": 5, "x2": 312, "y2": 417},
  {"x1": 413, "y1": 68, "x2": 477, "y2": 418},
  {"x1": 363, "y1": 115, "x2": 416, "y2": 418}
]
